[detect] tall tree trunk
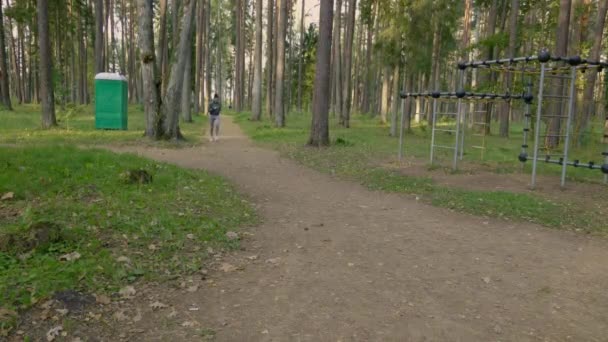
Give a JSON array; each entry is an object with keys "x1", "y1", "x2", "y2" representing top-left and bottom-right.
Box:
[
  {"x1": 380, "y1": 66, "x2": 390, "y2": 124},
  {"x1": 157, "y1": 0, "x2": 169, "y2": 81},
  {"x1": 309, "y1": 0, "x2": 334, "y2": 146},
  {"x1": 128, "y1": 0, "x2": 137, "y2": 102},
  {"x1": 389, "y1": 66, "x2": 399, "y2": 136},
  {"x1": 252, "y1": 0, "x2": 263, "y2": 120},
  {"x1": 162, "y1": 0, "x2": 196, "y2": 139},
  {"x1": 274, "y1": 0, "x2": 287, "y2": 126},
  {"x1": 341, "y1": 0, "x2": 356, "y2": 127},
  {"x1": 361, "y1": 3, "x2": 374, "y2": 114},
  {"x1": 266, "y1": 0, "x2": 274, "y2": 118},
  {"x1": 38, "y1": 0, "x2": 55, "y2": 128},
  {"x1": 578, "y1": 0, "x2": 607, "y2": 144},
  {"x1": 181, "y1": 48, "x2": 193, "y2": 122},
  {"x1": 297, "y1": 0, "x2": 305, "y2": 112},
  {"x1": 138, "y1": 0, "x2": 163, "y2": 138},
  {"x1": 332, "y1": 0, "x2": 342, "y2": 123},
  {"x1": 194, "y1": 0, "x2": 204, "y2": 114},
  {"x1": 500, "y1": 0, "x2": 519, "y2": 138},
  {"x1": 171, "y1": 0, "x2": 180, "y2": 56},
  {"x1": 234, "y1": 0, "x2": 243, "y2": 111},
  {"x1": 0, "y1": 3, "x2": 12, "y2": 109},
  {"x1": 95, "y1": 0, "x2": 104, "y2": 73},
  {"x1": 482, "y1": 0, "x2": 498, "y2": 135},
  {"x1": 205, "y1": 0, "x2": 211, "y2": 108},
  {"x1": 546, "y1": 0, "x2": 572, "y2": 148},
  {"x1": 5, "y1": 3, "x2": 21, "y2": 105}
]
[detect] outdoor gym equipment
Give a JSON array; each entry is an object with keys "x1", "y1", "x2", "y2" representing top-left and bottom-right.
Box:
[
  {"x1": 401, "y1": 50, "x2": 608, "y2": 189},
  {"x1": 458, "y1": 50, "x2": 608, "y2": 188},
  {"x1": 399, "y1": 91, "x2": 529, "y2": 171}
]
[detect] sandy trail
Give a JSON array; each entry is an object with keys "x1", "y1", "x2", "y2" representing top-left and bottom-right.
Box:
[{"x1": 110, "y1": 117, "x2": 608, "y2": 341}]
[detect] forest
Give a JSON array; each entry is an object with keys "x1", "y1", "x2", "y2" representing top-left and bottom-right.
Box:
[{"x1": 0, "y1": 0, "x2": 605, "y2": 146}]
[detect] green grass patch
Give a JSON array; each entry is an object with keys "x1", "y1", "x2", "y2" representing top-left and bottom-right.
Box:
[
  {"x1": 232, "y1": 111, "x2": 605, "y2": 232},
  {"x1": 0, "y1": 104, "x2": 208, "y2": 146},
  {"x1": 0, "y1": 146, "x2": 256, "y2": 317}
]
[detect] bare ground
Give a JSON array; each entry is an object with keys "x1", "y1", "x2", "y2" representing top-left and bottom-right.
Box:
[{"x1": 11, "y1": 118, "x2": 608, "y2": 341}]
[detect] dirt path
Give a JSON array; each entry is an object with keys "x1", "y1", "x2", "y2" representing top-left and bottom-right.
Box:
[{"x1": 110, "y1": 118, "x2": 608, "y2": 341}]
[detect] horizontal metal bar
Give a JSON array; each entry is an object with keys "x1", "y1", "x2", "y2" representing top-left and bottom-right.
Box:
[
  {"x1": 436, "y1": 112, "x2": 458, "y2": 116},
  {"x1": 433, "y1": 145, "x2": 456, "y2": 150},
  {"x1": 434, "y1": 129, "x2": 457, "y2": 133},
  {"x1": 540, "y1": 134, "x2": 567, "y2": 137},
  {"x1": 542, "y1": 115, "x2": 570, "y2": 118},
  {"x1": 544, "y1": 94, "x2": 570, "y2": 99},
  {"x1": 529, "y1": 158, "x2": 603, "y2": 169},
  {"x1": 473, "y1": 122, "x2": 488, "y2": 125},
  {"x1": 471, "y1": 146, "x2": 486, "y2": 149}
]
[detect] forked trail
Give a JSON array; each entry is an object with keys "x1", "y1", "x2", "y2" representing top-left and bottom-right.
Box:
[{"x1": 116, "y1": 118, "x2": 608, "y2": 341}]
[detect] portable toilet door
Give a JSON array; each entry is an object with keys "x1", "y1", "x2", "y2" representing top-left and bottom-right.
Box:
[{"x1": 95, "y1": 73, "x2": 128, "y2": 130}]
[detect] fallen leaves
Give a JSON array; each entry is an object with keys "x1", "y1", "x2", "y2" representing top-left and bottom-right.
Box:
[
  {"x1": 482, "y1": 277, "x2": 491, "y2": 284},
  {"x1": 219, "y1": 262, "x2": 237, "y2": 273},
  {"x1": 265, "y1": 257, "x2": 281, "y2": 266},
  {"x1": 1, "y1": 192, "x2": 14, "y2": 201},
  {"x1": 0, "y1": 307, "x2": 17, "y2": 321},
  {"x1": 116, "y1": 256, "x2": 132, "y2": 264},
  {"x1": 94, "y1": 294, "x2": 111, "y2": 305},
  {"x1": 119, "y1": 285, "x2": 136, "y2": 299},
  {"x1": 149, "y1": 301, "x2": 168, "y2": 310},
  {"x1": 46, "y1": 325, "x2": 63, "y2": 341},
  {"x1": 59, "y1": 252, "x2": 81, "y2": 262},
  {"x1": 225, "y1": 231, "x2": 239, "y2": 241},
  {"x1": 186, "y1": 285, "x2": 199, "y2": 293}
]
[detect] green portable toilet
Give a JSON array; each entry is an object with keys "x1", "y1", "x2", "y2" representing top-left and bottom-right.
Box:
[{"x1": 95, "y1": 73, "x2": 128, "y2": 130}]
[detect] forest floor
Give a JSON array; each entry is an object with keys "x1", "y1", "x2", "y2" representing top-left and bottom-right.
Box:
[{"x1": 10, "y1": 117, "x2": 608, "y2": 341}]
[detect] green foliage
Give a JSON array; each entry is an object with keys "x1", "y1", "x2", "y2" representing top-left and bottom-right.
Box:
[{"x1": 0, "y1": 145, "x2": 256, "y2": 312}]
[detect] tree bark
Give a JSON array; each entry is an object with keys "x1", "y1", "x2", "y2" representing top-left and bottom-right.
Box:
[
  {"x1": 500, "y1": 0, "x2": 519, "y2": 138},
  {"x1": 341, "y1": 0, "x2": 356, "y2": 127},
  {"x1": 181, "y1": 44, "x2": 193, "y2": 122},
  {"x1": 38, "y1": 0, "x2": 56, "y2": 128},
  {"x1": 0, "y1": 3, "x2": 12, "y2": 109},
  {"x1": 297, "y1": 0, "x2": 305, "y2": 112},
  {"x1": 309, "y1": 0, "x2": 334, "y2": 146},
  {"x1": 266, "y1": 0, "x2": 274, "y2": 118},
  {"x1": 95, "y1": 0, "x2": 104, "y2": 74},
  {"x1": 234, "y1": 0, "x2": 243, "y2": 111},
  {"x1": 546, "y1": 0, "x2": 572, "y2": 148},
  {"x1": 380, "y1": 65, "x2": 390, "y2": 124},
  {"x1": 361, "y1": 3, "x2": 374, "y2": 114},
  {"x1": 389, "y1": 65, "x2": 399, "y2": 136},
  {"x1": 332, "y1": 0, "x2": 343, "y2": 123},
  {"x1": 162, "y1": 0, "x2": 196, "y2": 139},
  {"x1": 205, "y1": 0, "x2": 211, "y2": 109},
  {"x1": 252, "y1": 0, "x2": 263, "y2": 120},
  {"x1": 194, "y1": 0, "x2": 204, "y2": 114},
  {"x1": 274, "y1": 0, "x2": 287, "y2": 127},
  {"x1": 138, "y1": 0, "x2": 163, "y2": 138},
  {"x1": 157, "y1": 0, "x2": 169, "y2": 81},
  {"x1": 578, "y1": 0, "x2": 607, "y2": 144}
]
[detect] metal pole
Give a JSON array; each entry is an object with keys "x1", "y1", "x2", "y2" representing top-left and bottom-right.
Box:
[
  {"x1": 459, "y1": 105, "x2": 466, "y2": 160},
  {"x1": 531, "y1": 63, "x2": 546, "y2": 189},
  {"x1": 398, "y1": 95, "x2": 407, "y2": 162},
  {"x1": 560, "y1": 66, "x2": 577, "y2": 188},
  {"x1": 453, "y1": 98, "x2": 462, "y2": 171},
  {"x1": 430, "y1": 98, "x2": 438, "y2": 165},
  {"x1": 458, "y1": 68, "x2": 466, "y2": 161}
]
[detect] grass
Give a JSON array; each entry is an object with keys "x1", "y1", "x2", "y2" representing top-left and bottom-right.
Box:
[
  {"x1": 0, "y1": 145, "x2": 256, "y2": 333},
  {"x1": 232, "y1": 110, "x2": 606, "y2": 233},
  {"x1": 0, "y1": 104, "x2": 208, "y2": 146}
]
